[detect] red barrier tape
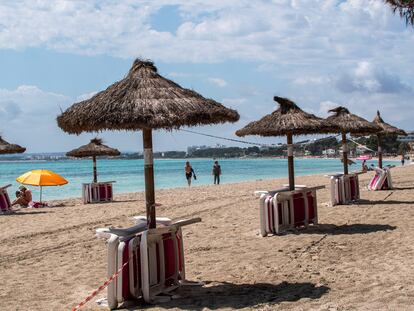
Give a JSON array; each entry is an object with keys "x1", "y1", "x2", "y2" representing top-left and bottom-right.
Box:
[{"x1": 72, "y1": 260, "x2": 129, "y2": 311}]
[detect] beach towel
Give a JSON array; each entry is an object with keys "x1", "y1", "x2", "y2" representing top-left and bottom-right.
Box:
[{"x1": 28, "y1": 201, "x2": 48, "y2": 208}]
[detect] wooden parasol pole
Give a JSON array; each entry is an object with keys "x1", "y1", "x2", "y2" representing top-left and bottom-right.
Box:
[
  {"x1": 93, "y1": 155, "x2": 98, "y2": 183},
  {"x1": 342, "y1": 132, "x2": 349, "y2": 175},
  {"x1": 143, "y1": 128, "x2": 156, "y2": 229},
  {"x1": 377, "y1": 135, "x2": 383, "y2": 169},
  {"x1": 287, "y1": 133, "x2": 295, "y2": 191}
]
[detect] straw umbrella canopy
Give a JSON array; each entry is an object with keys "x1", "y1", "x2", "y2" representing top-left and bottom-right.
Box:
[
  {"x1": 66, "y1": 138, "x2": 120, "y2": 183},
  {"x1": 325, "y1": 107, "x2": 380, "y2": 175},
  {"x1": 0, "y1": 136, "x2": 26, "y2": 155},
  {"x1": 57, "y1": 59, "x2": 239, "y2": 228},
  {"x1": 236, "y1": 96, "x2": 337, "y2": 191},
  {"x1": 372, "y1": 110, "x2": 406, "y2": 168}
]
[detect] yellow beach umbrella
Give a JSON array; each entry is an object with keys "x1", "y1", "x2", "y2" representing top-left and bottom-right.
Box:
[{"x1": 16, "y1": 170, "x2": 68, "y2": 202}]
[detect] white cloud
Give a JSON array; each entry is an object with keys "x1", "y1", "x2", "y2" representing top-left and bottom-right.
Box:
[
  {"x1": 336, "y1": 61, "x2": 411, "y2": 93},
  {"x1": 222, "y1": 97, "x2": 246, "y2": 106},
  {"x1": 0, "y1": 85, "x2": 72, "y2": 151},
  {"x1": 76, "y1": 91, "x2": 97, "y2": 102},
  {"x1": 207, "y1": 77, "x2": 227, "y2": 87},
  {"x1": 293, "y1": 76, "x2": 331, "y2": 86},
  {"x1": 168, "y1": 72, "x2": 192, "y2": 78},
  {"x1": 0, "y1": 100, "x2": 21, "y2": 120},
  {"x1": 318, "y1": 101, "x2": 340, "y2": 117},
  {"x1": 0, "y1": 85, "x2": 69, "y2": 118},
  {"x1": 0, "y1": 0, "x2": 412, "y2": 67}
]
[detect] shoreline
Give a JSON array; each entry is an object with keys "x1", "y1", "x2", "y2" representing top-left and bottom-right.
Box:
[
  {"x1": 1, "y1": 157, "x2": 403, "y2": 201},
  {"x1": 48, "y1": 168, "x2": 366, "y2": 202},
  {"x1": 46, "y1": 161, "x2": 404, "y2": 205},
  {"x1": 0, "y1": 155, "x2": 404, "y2": 162}
]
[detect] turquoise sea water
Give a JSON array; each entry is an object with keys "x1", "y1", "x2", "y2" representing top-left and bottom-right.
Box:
[{"x1": 0, "y1": 158, "x2": 397, "y2": 200}]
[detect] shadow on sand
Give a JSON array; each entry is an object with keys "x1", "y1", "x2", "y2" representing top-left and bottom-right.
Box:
[
  {"x1": 388, "y1": 186, "x2": 414, "y2": 191},
  {"x1": 357, "y1": 199, "x2": 414, "y2": 205},
  {"x1": 301, "y1": 223, "x2": 396, "y2": 235},
  {"x1": 120, "y1": 281, "x2": 329, "y2": 310},
  {"x1": 112, "y1": 199, "x2": 141, "y2": 203},
  {"x1": 1, "y1": 210, "x2": 52, "y2": 216}
]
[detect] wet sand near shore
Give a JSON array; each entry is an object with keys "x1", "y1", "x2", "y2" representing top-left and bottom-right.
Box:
[{"x1": 1, "y1": 165, "x2": 414, "y2": 310}]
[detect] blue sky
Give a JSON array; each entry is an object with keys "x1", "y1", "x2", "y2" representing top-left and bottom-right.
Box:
[{"x1": 0, "y1": 0, "x2": 413, "y2": 153}]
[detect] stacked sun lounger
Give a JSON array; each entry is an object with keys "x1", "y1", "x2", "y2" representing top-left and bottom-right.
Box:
[
  {"x1": 328, "y1": 173, "x2": 360, "y2": 206},
  {"x1": 0, "y1": 184, "x2": 13, "y2": 214},
  {"x1": 82, "y1": 181, "x2": 115, "y2": 204},
  {"x1": 257, "y1": 186, "x2": 323, "y2": 236},
  {"x1": 368, "y1": 167, "x2": 393, "y2": 191},
  {"x1": 96, "y1": 217, "x2": 201, "y2": 309}
]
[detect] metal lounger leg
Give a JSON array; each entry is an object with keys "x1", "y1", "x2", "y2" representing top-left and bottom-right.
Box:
[{"x1": 107, "y1": 235, "x2": 119, "y2": 310}]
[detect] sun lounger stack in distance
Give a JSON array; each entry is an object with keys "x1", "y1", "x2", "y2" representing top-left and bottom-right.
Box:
[
  {"x1": 328, "y1": 173, "x2": 361, "y2": 206},
  {"x1": 0, "y1": 184, "x2": 13, "y2": 214},
  {"x1": 96, "y1": 216, "x2": 201, "y2": 309},
  {"x1": 82, "y1": 181, "x2": 115, "y2": 204},
  {"x1": 368, "y1": 167, "x2": 393, "y2": 191},
  {"x1": 256, "y1": 186, "x2": 323, "y2": 236}
]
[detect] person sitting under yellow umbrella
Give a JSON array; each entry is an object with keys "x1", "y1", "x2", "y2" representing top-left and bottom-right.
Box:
[{"x1": 16, "y1": 170, "x2": 68, "y2": 204}]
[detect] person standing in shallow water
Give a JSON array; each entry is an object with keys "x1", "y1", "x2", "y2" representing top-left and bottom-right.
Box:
[
  {"x1": 184, "y1": 161, "x2": 196, "y2": 186},
  {"x1": 212, "y1": 161, "x2": 221, "y2": 185},
  {"x1": 362, "y1": 160, "x2": 368, "y2": 172}
]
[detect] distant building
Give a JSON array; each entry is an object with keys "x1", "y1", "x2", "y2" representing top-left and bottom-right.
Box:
[
  {"x1": 214, "y1": 143, "x2": 226, "y2": 148},
  {"x1": 355, "y1": 146, "x2": 368, "y2": 155},
  {"x1": 187, "y1": 145, "x2": 208, "y2": 155},
  {"x1": 322, "y1": 148, "x2": 336, "y2": 156},
  {"x1": 398, "y1": 131, "x2": 414, "y2": 143},
  {"x1": 398, "y1": 131, "x2": 414, "y2": 155}
]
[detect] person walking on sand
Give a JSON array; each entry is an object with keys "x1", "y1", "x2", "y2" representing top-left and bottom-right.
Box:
[
  {"x1": 184, "y1": 161, "x2": 196, "y2": 186},
  {"x1": 401, "y1": 155, "x2": 405, "y2": 166},
  {"x1": 212, "y1": 160, "x2": 221, "y2": 185}
]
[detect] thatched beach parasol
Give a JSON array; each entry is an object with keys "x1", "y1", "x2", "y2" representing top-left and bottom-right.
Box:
[
  {"x1": 57, "y1": 59, "x2": 239, "y2": 228},
  {"x1": 236, "y1": 96, "x2": 336, "y2": 191},
  {"x1": 0, "y1": 136, "x2": 26, "y2": 155},
  {"x1": 326, "y1": 107, "x2": 380, "y2": 175},
  {"x1": 66, "y1": 138, "x2": 120, "y2": 183},
  {"x1": 373, "y1": 110, "x2": 406, "y2": 168}
]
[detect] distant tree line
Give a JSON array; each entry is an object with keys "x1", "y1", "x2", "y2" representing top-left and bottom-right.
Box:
[
  {"x1": 2, "y1": 135, "x2": 409, "y2": 162},
  {"x1": 120, "y1": 151, "x2": 186, "y2": 159},
  {"x1": 186, "y1": 135, "x2": 410, "y2": 158},
  {"x1": 118, "y1": 135, "x2": 410, "y2": 159}
]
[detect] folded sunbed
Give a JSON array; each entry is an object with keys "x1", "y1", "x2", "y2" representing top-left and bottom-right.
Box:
[
  {"x1": 368, "y1": 167, "x2": 393, "y2": 191},
  {"x1": 328, "y1": 173, "x2": 360, "y2": 206},
  {"x1": 96, "y1": 217, "x2": 201, "y2": 309},
  {"x1": 258, "y1": 186, "x2": 322, "y2": 236},
  {"x1": 82, "y1": 181, "x2": 115, "y2": 204},
  {"x1": 0, "y1": 184, "x2": 13, "y2": 214}
]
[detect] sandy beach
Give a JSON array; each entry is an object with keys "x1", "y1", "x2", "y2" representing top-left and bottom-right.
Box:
[{"x1": 1, "y1": 165, "x2": 414, "y2": 310}]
